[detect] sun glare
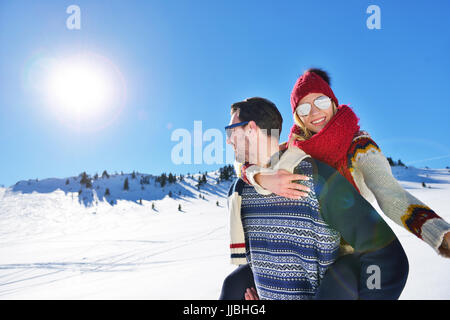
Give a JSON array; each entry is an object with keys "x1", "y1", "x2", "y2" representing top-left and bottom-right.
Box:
[
  {"x1": 48, "y1": 63, "x2": 108, "y2": 114},
  {"x1": 41, "y1": 53, "x2": 126, "y2": 131},
  {"x1": 47, "y1": 59, "x2": 112, "y2": 117}
]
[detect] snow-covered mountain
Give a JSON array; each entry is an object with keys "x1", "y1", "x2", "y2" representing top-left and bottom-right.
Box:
[
  {"x1": 8, "y1": 170, "x2": 229, "y2": 207},
  {"x1": 0, "y1": 166, "x2": 449, "y2": 299}
]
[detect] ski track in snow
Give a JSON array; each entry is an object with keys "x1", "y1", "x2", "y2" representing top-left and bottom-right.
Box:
[{"x1": 0, "y1": 168, "x2": 449, "y2": 299}]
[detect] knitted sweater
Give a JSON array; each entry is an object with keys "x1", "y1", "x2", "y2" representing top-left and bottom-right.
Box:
[
  {"x1": 241, "y1": 131, "x2": 450, "y2": 253},
  {"x1": 228, "y1": 148, "x2": 406, "y2": 299},
  {"x1": 238, "y1": 159, "x2": 341, "y2": 300}
]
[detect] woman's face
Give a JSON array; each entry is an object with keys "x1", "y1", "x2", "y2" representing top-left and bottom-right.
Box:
[{"x1": 296, "y1": 93, "x2": 334, "y2": 133}]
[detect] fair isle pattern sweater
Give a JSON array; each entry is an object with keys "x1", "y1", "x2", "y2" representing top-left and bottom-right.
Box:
[
  {"x1": 230, "y1": 148, "x2": 315, "y2": 265},
  {"x1": 242, "y1": 131, "x2": 450, "y2": 253},
  {"x1": 229, "y1": 148, "x2": 402, "y2": 299},
  {"x1": 238, "y1": 159, "x2": 340, "y2": 300}
]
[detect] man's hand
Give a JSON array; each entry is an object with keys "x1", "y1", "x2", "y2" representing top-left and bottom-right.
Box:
[
  {"x1": 254, "y1": 169, "x2": 311, "y2": 199},
  {"x1": 244, "y1": 287, "x2": 259, "y2": 300},
  {"x1": 438, "y1": 232, "x2": 450, "y2": 258}
]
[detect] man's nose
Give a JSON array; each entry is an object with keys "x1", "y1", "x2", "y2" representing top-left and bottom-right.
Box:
[
  {"x1": 226, "y1": 130, "x2": 235, "y2": 145},
  {"x1": 226, "y1": 135, "x2": 234, "y2": 146}
]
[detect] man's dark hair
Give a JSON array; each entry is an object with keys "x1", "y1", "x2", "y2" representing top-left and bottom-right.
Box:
[
  {"x1": 306, "y1": 68, "x2": 331, "y2": 85},
  {"x1": 230, "y1": 97, "x2": 282, "y2": 136}
]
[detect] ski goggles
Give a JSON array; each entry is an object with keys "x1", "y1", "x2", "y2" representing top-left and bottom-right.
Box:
[
  {"x1": 295, "y1": 95, "x2": 332, "y2": 117},
  {"x1": 225, "y1": 121, "x2": 249, "y2": 139}
]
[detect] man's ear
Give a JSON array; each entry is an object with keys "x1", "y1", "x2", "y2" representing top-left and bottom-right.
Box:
[{"x1": 247, "y1": 120, "x2": 258, "y2": 133}]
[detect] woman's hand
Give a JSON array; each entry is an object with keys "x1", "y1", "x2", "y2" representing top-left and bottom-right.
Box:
[
  {"x1": 244, "y1": 287, "x2": 259, "y2": 300},
  {"x1": 438, "y1": 232, "x2": 450, "y2": 258},
  {"x1": 254, "y1": 169, "x2": 311, "y2": 199}
]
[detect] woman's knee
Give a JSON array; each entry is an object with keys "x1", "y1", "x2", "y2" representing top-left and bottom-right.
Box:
[{"x1": 219, "y1": 264, "x2": 254, "y2": 300}]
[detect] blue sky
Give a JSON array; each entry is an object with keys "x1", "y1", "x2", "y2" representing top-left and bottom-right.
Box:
[{"x1": 1, "y1": 0, "x2": 449, "y2": 187}]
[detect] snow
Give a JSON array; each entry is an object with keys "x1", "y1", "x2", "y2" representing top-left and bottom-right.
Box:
[
  {"x1": 374, "y1": 167, "x2": 450, "y2": 299},
  {"x1": 0, "y1": 167, "x2": 449, "y2": 299}
]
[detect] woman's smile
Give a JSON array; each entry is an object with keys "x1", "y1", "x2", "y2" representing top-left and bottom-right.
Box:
[{"x1": 311, "y1": 116, "x2": 327, "y2": 126}]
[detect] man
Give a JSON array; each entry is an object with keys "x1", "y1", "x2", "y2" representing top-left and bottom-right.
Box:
[{"x1": 220, "y1": 97, "x2": 409, "y2": 300}]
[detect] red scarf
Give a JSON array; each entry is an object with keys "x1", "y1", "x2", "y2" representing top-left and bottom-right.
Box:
[{"x1": 288, "y1": 105, "x2": 360, "y2": 191}]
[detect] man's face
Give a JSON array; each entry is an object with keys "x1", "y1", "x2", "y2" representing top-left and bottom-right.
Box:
[{"x1": 226, "y1": 111, "x2": 251, "y2": 163}]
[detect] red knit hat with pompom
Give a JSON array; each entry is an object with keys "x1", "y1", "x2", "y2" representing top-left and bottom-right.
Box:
[{"x1": 290, "y1": 71, "x2": 339, "y2": 114}]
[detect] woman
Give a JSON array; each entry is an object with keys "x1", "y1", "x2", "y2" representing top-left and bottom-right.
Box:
[
  {"x1": 240, "y1": 68, "x2": 450, "y2": 257},
  {"x1": 221, "y1": 68, "x2": 449, "y2": 300}
]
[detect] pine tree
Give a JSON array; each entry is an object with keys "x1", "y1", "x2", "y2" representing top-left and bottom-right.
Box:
[
  {"x1": 178, "y1": 204, "x2": 182, "y2": 211},
  {"x1": 105, "y1": 188, "x2": 110, "y2": 196},
  {"x1": 132, "y1": 171, "x2": 136, "y2": 179},
  {"x1": 140, "y1": 175, "x2": 150, "y2": 185},
  {"x1": 123, "y1": 178, "x2": 129, "y2": 190},
  {"x1": 216, "y1": 201, "x2": 219, "y2": 206},
  {"x1": 65, "y1": 179, "x2": 70, "y2": 185},
  {"x1": 80, "y1": 172, "x2": 90, "y2": 185},
  {"x1": 387, "y1": 157, "x2": 395, "y2": 166},
  {"x1": 219, "y1": 165, "x2": 234, "y2": 181},
  {"x1": 157, "y1": 173, "x2": 167, "y2": 187},
  {"x1": 102, "y1": 170, "x2": 110, "y2": 179},
  {"x1": 168, "y1": 191, "x2": 173, "y2": 198},
  {"x1": 152, "y1": 203, "x2": 155, "y2": 210}
]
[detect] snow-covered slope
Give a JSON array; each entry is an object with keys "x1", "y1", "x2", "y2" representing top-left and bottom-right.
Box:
[
  {"x1": 374, "y1": 166, "x2": 450, "y2": 299},
  {"x1": 0, "y1": 167, "x2": 449, "y2": 299}
]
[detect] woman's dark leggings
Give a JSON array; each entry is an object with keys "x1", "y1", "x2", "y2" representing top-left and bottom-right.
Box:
[
  {"x1": 219, "y1": 255, "x2": 359, "y2": 300},
  {"x1": 219, "y1": 239, "x2": 408, "y2": 300},
  {"x1": 219, "y1": 263, "x2": 256, "y2": 300}
]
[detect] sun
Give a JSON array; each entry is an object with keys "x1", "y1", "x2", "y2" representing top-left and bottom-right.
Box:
[
  {"x1": 41, "y1": 53, "x2": 126, "y2": 131},
  {"x1": 46, "y1": 58, "x2": 112, "y2": 117}
]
